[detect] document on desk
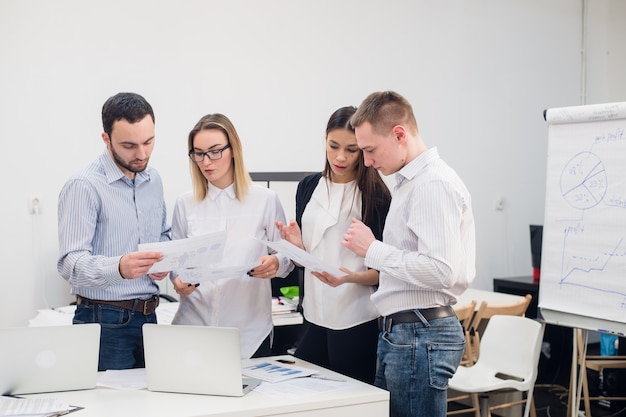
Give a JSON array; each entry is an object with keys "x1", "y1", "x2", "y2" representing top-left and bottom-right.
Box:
[
  {"x1": 257, "y1": 239, "x2": 346, "y2": 277},
  {"x1": 242, "y1": 360, "x2": 317, "y2": 383},
  {"x1": 138, "y1": 230, "x2": 227, "y2": 274},
  {"x1": 0, "y1": 396, "x2": 75, "y2": 417},
  {"x1": 97, "y1": 368, "x2": 148, "y2": 390}
]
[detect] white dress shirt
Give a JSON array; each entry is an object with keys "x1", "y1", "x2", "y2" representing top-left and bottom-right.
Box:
[
  {"x1": 170, "y1": 183, "x2": 293, "y2": 358},
  {"x1": 57, "y1": 150, "x2": 170, "y2": 301},
  {"x1": 301, "y1": 179, "x2": 379, "y2": 329},
  {"x1": 366, "y1": 147, "x2": 476, "y2": 316}
]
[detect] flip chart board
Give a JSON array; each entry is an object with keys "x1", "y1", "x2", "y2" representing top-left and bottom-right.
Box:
[{"x1": 539, "y1": 102, "x2": 626, "y2": 335}]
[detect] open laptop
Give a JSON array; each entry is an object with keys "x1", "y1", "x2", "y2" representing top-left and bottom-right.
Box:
[
  {"x1": 0, "y1": 323, "x2": 100, "y2": 395},
  {"x1": 142, "y1": 324, "x2": 261, "y2": 396}
]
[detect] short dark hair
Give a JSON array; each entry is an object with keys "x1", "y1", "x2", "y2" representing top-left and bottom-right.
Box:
[{"x1": 101, "y1": 92, "x2": 154, "y2": 136}]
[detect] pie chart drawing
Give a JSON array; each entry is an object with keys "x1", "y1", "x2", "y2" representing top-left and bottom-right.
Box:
[{"x1": 560, "y1": 151, "x2": 607, "y2": 210}]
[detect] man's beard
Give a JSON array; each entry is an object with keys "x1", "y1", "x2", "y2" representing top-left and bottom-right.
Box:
[{"x1": 111, "y1": 144, "x2": 148, "y2": 174}]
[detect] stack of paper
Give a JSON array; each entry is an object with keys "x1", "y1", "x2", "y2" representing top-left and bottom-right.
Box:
[
  {"x1": 0, "y1": 396, "x2": 80, "y2": 417},
  {"x1": 272, "y1": 297, "x2": 298, "y2": 315}
]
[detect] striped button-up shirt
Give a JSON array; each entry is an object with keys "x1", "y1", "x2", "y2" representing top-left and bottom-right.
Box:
[
  {"x1": 57, "y1": 150, "x2": 171, "y2": 301},
  {"x1": 366, "y1": 147, "x2": 476, "y2": 316}
]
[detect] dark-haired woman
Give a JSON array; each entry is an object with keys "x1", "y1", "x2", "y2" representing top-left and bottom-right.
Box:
[{"x1": 275, "y1": 106, "x2": 391, "y2": 383}]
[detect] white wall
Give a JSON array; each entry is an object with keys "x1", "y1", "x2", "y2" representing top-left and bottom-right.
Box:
[{"x1": 0, "y1": 0, "x2": 623, "y2": 327}]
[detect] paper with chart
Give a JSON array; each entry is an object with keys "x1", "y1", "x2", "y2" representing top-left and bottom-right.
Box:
[
  {"x1": 540, "y1": 101, "x2": 626, "y2": 328},
  {"x1": 177, "y1": 261, "x2": 259, "y2": 283},
  {"x1": 138, "y1": 230, "x2": 227, "y2": 273},
  {"x1": 242, "y1": 359, "x2": 317, "y2": 383},
  {"x1": 258, "y1": 239, "x2": 346, "y2": 277}
]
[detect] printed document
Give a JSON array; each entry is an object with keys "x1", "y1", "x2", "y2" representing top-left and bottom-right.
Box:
[
  {"x1": 177, "y1": 261, "x2": 258, "y2": 283},
  {"x1": 243, "y1": 360, "x2": 317, "y2": 383},
  {"x1": 258, "y1": 239, "x2": 346, "y2": 277},
  {"x1": 138, "y1": 230, "x2": 227, "y2": 273}
]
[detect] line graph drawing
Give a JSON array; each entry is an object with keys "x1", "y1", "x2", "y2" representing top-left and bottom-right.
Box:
[{"x1": 555, "y1": 149, "x2": 625, "y2": 296}]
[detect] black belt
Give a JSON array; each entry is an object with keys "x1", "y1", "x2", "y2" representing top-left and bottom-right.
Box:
[
  {"x1": 76, "y1": 295, "x2": 159, "y2": 315},
  {"x1": 379, "y1": 306, "x2": 456, "y2": 332}
]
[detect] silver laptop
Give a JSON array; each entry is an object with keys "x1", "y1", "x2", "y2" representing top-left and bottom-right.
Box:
[
  {"x1": 0, "y1": 324, "x2": 100, "y2": 395},
  {"x1": 142, "y1": 324, "x2": 261, "y2": 396}
]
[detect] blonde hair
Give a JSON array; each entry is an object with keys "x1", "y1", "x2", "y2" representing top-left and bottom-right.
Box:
[{"x1": 187, "y1": 113, "x2": 251, "y2": 201}]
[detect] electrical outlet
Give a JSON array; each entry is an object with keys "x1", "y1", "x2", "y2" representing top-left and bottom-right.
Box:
[{"x1": 29, "y1": 196, "x2": 41, "y2": 215}]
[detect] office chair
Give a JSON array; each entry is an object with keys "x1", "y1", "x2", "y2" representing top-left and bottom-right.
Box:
[
  {"x1": 454, "y1": 300, "x2": 478, "y2": 366},
  {"x1": 465, "y1": 294, "x2": 533, "y2": 364},
  {"x1": 470, "y1": 294, "x2": 532, "y2": 330},
  {"x1": 447, "y1": 314, "x2": 545, "y2": 417}
]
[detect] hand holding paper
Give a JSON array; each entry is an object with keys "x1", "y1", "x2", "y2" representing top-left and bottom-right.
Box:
[
  {"x1": 258, "y1": 239, "x2": 346, "y2": 277},
  {"x1": 138, "y1": 230, "x2": 227, "y2": 273}
]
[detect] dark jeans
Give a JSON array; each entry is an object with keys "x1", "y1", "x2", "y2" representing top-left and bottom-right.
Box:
[{"x1": 73, "y1": 300, "x2": 157, "y2": 371}]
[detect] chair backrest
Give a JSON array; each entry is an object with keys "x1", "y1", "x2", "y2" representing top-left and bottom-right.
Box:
[
  {"x1": 455, "y1": 300, "x2": 477, "y2": 332},
  {"x1": 469, "y1": 294, "x2": 532, "y2": 331},
  {"x1": 455, "y1": 300, "x2": 478, "y2": 366},
  {"x1": 476, "y1": 315, "x2": 545, "y2": 389}
]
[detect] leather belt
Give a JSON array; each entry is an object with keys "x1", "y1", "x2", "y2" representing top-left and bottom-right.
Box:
[
  {"x1": 76, "y1": 295, "x2": 159, "y2": 315},
  {"x1": 379, "y1": 306, "x2": 456, "y2": 332}
]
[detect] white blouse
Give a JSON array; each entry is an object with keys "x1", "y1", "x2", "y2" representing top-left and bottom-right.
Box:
[
  {"x1": 170, "y1": 183, "x2": 293, "y2": 358},
  {"x1": 300, "y1": 178, "x2": 379, "y2": 329}
]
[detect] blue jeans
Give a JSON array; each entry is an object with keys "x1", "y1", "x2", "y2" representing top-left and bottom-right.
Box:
[
  {"x1": 375, "y1": 314, "x2": 464, "y2": 417},
  {"x1": 73, "y1": 301, "x2": 157, "y2": 371}
]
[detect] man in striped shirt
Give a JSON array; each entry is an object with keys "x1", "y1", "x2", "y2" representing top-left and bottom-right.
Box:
[
  {"x1": 342, "y1": 91, "x2": 476, "y2": 417},
  {"x1": 57, "y1": 92, "x2": 171, "y2": 371}
]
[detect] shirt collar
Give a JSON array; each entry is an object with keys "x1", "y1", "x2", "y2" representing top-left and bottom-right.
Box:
[
  {"x1": 395, "y1": 147, "x2": 439, "y2": 186},
  {"x1": 100, "y1": 149, "x2": 151, "y2": 185},
  {"x1": 207, "y1": 181, "x2": 236, "y2": 201}
]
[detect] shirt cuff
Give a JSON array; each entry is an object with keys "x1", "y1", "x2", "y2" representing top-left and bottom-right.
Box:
[
  {"x1": 106, "y1": 256, "x2": 126, "y2": 283},
  {"x1": 365, "y1": 240, "x2": 394, "y2": 270},
  {"x1": 275, "y1": 253, "x2": 295, "y2": 278}
]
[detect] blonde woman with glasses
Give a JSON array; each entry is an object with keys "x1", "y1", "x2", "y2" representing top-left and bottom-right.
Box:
[{"x1": 169, "y1": 113, "x2": 294, "y2": 359}]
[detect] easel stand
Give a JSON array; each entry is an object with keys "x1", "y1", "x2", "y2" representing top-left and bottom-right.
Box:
[
  {"x1": 568, "y1": 328, "x2": 587, "y2": 417},
  {"x1": 567, "y1": 328, "x2": 626, "y2": 417}
]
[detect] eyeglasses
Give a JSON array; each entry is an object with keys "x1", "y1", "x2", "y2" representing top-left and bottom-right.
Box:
[{"x1": 188, "y1": 143, "x2": 231, "y2": 162}]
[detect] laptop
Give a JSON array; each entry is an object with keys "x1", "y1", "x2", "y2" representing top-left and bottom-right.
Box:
[
  {"x1": 0, "y1": 324, "x2": 100, "y2": 395},
  {"x1": 142, "y1": 324, "x2": 261, "y2": 396}
]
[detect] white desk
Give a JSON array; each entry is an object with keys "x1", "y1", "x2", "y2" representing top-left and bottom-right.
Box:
[
  {"x1": 29, "y1": 302, "x2": 303, "y2": 327},
  {"x1": 22, "y1": 356, "x2": 389, "y2": 417},
  {"x1": 456, "y1": 287, "x2": 526, "y2": 310},
  {"x1": 31, "y1": 290, "x2": 520, "y2": 326}
]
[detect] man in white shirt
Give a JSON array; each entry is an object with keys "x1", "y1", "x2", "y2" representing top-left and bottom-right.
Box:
[{"x1": 342, "y1": 91, "x2": 476, "y2": 417}]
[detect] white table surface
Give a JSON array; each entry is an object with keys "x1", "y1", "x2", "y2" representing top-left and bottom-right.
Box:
[
  {"x1": 456, "y1": 287, "x2": 526, "y2": 310},
  {"x1": 29, "y1": 302, "x2": 303, "y2": 327},
  {"x1": 21, "y1": 356, "x2": 389, "y2": 417}
]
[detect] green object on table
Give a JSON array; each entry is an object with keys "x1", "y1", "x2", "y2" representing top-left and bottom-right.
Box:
[{"x1": 280, "y1": 286, "x2": 299, "y2": 299}]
